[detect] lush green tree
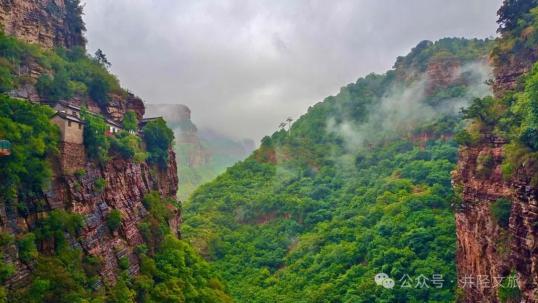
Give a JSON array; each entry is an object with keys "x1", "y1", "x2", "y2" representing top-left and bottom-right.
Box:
[
  {"x1": 36, "y1": 69, "x2": 73, "y2": 102},
  {"x1": 122, "y1": 111, "x2": 138, "y2": 132},
  {"x1": 106, "y1": 210, "x2": 122, "y2": 232},
  {"x1": 490, "y1": 198, "x2": 512, "y2": 228},
  {"x1": 82, "y1": 109, "x2": 110, "y2": 163},
  {"x1": 142, "y1": 118, "x2": 174, "y2": 168},
  {"x1": 110, "y1": 132, "x2": 145, "y2": 161},
  {"x1": 0, "y1": 96, "x2": 59, "y2": 206},
  {"x1": 497, "y1": 0, "x2": 538, "y2": 32}
]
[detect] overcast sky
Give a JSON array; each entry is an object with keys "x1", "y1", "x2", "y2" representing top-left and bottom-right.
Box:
[{"x1": 82, "y1": 0, "x2": 502, "y2": 142}]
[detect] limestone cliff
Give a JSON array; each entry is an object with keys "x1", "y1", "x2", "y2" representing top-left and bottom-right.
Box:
[{"x1": 0, "y1": 0, "x2": 85, "y2": 49}]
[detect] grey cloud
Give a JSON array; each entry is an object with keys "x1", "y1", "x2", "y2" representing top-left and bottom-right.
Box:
[{"x1": 82, "y1": 0, "x2": 502, "y2": 143}]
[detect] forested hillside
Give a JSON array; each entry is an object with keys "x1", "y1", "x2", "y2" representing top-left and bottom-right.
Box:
[{"x1": 183, "y1": 38, "x2": 494, "y2": 302}]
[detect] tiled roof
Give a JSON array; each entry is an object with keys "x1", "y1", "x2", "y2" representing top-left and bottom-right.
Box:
[{"x1": 53, "y1": 111, "x2": 84, "y2": 124}]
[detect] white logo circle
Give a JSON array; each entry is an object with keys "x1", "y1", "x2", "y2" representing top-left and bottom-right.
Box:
[
  {"x1": 382, "y1": 278, "x2": 395, "y2": 289},
  {"x1": 375, "y1": 273, "x2": 389, "y2": 286}
]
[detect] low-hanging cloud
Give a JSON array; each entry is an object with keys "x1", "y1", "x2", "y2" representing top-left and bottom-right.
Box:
[
  {"x1": 82, "y1": 0, "x2": 502, "y2": 143},
  {"x1": 328, "y1": 61, "x2": 493, "y2": 151}
]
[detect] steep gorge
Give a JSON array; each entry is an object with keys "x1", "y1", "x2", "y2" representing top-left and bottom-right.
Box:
[{"x1": 183, "y1": 37, "x2": 493, "y2": 302}]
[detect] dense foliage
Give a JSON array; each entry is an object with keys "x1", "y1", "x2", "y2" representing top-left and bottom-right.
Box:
[
  {"x1": 122, "y1": 111, "x2": 138, "y2": 132},
  {"x1": 82, "y1": 109, "x2": 147, "y2": 164},
  {"x1": 460, "y1": 61, "x2": 538, "y2": 183},
  {"x1": 492, "y1": 3, "x2": 538, "y2": 68},
  {"x1": 0, "y1": 96, "x2": 59, "y2": 210},
  {"x1": 0, "y1": 29, "x2": 120, "y2": 106},
  {"x1": 497, "y1": 0, "x2": 538, "y2": 32},
  {"x1": 82, "y1": 109, "x2": 110, "y2": 163},
  {"x1": 183, "y1": 39, "x2": 492, "y2": 302},
  {"x1": 6, "y1": 195, "x2": 232, "y2": 303},
  {"x1": 143, "y1": 118, "x2": 174, "y2": 168},
  {"x1": 490, "y1": 198, "x2": 512, "y2": 228}
]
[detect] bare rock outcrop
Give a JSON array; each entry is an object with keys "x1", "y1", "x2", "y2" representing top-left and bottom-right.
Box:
[{"x1": 0, "y1": 0, "x2": 85, "y2": 49}]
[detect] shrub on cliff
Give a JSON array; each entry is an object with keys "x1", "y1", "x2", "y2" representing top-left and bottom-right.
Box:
[
  {"x1": 476, "y1": 152, "x2": 495, "y2": 178},
  {"x1": 81, "y1": 109, "x2": 110, "y2": 163},
  {"x1": 110, "y1": 131, "x2": 147, "y2": 162},
  {"x1": 106, "y1": 210, "x2": 122, "y2": 232},
  {"x1": 16, "y1": 233, "x2": 38, "y2": 264},
  {"x1": 122, "y1": 111, "x2": 138, "y2": 132},
  {"x1": 490, "y1": 198, "x2": 512, "y2": 228},
  {"x1": 34, "y1": 210, "x2": 84, "y2": 252},
  {"x1": 0, "y1": 29, "x2": 121, "y2": 106},
  {"x1": 135, "y1": 235, "x2": 233, "y2": 303},
  {"x1": 143, "y1": 118, "x2": 174, "y2": 168},
  {"x1": 36, "y1": 70, "x2": 73, "y2": 102},
  {"x1": 0, "y1": 96, "x2": 59, "y2": 206}
]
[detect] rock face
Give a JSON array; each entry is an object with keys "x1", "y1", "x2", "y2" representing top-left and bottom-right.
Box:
[
  {"x1": 4, "y1": 143, "x2": 179, "y2": 286},
  {"x1": 0, "y1": 0, "x2": 181, "y2": 289},
  {"x1": 62, "y1": 152, "x2": 178, "y2": 282},
  {"x1": 0, "y1": 0, "x2": 85, "y2": 49},
  {"x1": 492, "y1": 48, "x2": 537, "y2": 97},
  {"x1": 453, "y1": 36, "x2": 538, "y2": 303},
  {"x1": 425, "y1": 57, "x2": 464, "y2": 94},
  {"x1": 107, "y1": 93, "x2": 146, "y2": 122},
  {"x1": 145, "y1": 104, "x2": 211, "y2": 167},
  {"x1": 454, "y1": 135, "x2": 538, "y2": 302},
  {"x1": 453, "y1": 136, "x2": 513, "y2": 302}
]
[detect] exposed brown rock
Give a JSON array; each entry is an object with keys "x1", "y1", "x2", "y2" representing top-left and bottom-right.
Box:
[
  {"x1": 0, "y1": 0, "x2": 85, "y2": 49},
  {"x1": 492, "y1": 48, "x2": 537, "y2": 97},
  {"x1": 425, "y1": 57, "x2": 464, "y2": 95},
  {"x1": 454, "y1": 131, "x2": 538, "y2": 302},
  {"x1": 453, "y1": 137, "x2": 513, "y2": 302},
  {"x1": 57, "y1": 146, "x2": 179, "y2": 283},
  {"x1": 106, "y1": 93, "x2": 145, "y2": 123}
]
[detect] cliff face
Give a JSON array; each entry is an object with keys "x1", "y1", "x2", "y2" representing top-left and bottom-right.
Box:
[
  {"x1": 0, "y1": 0, "x2": 85, "y2": 49},
  {"x1": 0, "y1": 1, "x2": 181, "y2": 289},
  {"x1": 3, "y1": 137, "x2": 179, "y2": 287},
  {"x1": 453, "y1": 24, "x2": 538, "y2": 303},
  {"x1": 454, "y1": 135, "x2": 538, "y2": 302},
  {"x1": 61, "y1": 149, "x2": 178, "y2": 283}
]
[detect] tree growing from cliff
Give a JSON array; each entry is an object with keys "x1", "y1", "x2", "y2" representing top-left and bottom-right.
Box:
[
  {"x1": 94, "y1": 49, "x2": 111, "y2": 69},
  {"x1": 106, "y1": 210, "x2": 122, "y2": 232},
  {"x1": 143, "y1": 118, "x2": 174, "y2": 168},
  {"x1": 122, "y1": 111, "x2": 138, "y2": 132},
  {"x1": 0, "y1": 96, "x2": 59, "y2": 205},
  {"x1": 81, "y1": 108, "x2": 110, "y2": 163}
]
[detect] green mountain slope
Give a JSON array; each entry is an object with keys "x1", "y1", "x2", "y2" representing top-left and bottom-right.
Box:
[{"x1": 183, "y1": 38, "x2": 493, "y2": 302}]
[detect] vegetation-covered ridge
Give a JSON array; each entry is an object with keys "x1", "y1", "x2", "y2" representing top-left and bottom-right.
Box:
[{"x1": 183, "y1": 38, "x2": 493, "y2": 302}]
